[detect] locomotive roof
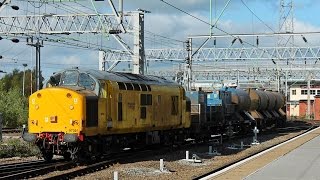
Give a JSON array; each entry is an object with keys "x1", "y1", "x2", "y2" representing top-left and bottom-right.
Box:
[{"x1": 56, "y1": 68, "x2": 180, "y2": 87}]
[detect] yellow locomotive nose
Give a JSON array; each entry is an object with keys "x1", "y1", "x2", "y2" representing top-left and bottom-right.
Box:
[{"x1": 28, "y1": 87, "x2": 84, "y2": 136}]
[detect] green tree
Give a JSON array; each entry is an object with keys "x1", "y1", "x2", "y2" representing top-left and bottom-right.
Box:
[
  {"x1": 0, "y1": 68, "x2": 44, "y2": 127},
  {"x1": 0, "y1": 68, "x2": 44, "y2": 96},
  {"x1": 0, "y1": 88, "x2": 28, "y2": 127}
]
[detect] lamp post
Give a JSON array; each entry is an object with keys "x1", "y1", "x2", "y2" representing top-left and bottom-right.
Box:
[{"x1": 22, "y1": 63, "x2": 27, "y2": 96}]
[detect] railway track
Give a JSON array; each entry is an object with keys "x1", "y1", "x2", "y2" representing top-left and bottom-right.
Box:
[
  {"x1": 43, "y1": 149, "x2": 157, "y2": 179},
  {"x1": 41, "y1": 125, "x2": 313, "y2": 179},
  {"x1": 192, "y1": 125, "x2": 317, "y2": 180},
  {"x1": 1, "y1": 128, "x2": 21, "y2": 134},
  {"x1": 0, "y1": 124, "x2": 312, "y2": 179},
  {"x1": 0, "y1": 159, "x2": 74, "y2": 179}
]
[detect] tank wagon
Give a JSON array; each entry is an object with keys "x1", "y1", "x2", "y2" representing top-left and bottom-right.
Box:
[
  {"x1": 23, "y1": 68, "x2": 190, "y2": 161},
  {"x1": 187, "y1": 87, "x2": 286, "y2": 136}
]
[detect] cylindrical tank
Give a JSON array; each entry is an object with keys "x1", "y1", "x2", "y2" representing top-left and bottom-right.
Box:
[
  {"x1": 256, "y1": 90, "x2": 268, "y2": 110},
  {"x1": 272, "y1": 92, "x2": 285, "y2": 110},
  {"x1": 228, "y1": 88, "x2": 251, "y2": 111},
  {"x1": 247, "y1": 89, "x2": 269, "y2": 111},
  {"x1": 247, "y1": 89, "x2": 259, "y2": 111},
  {"x1": 265, "y1": 91, "x2": 276, "y2": 110}
]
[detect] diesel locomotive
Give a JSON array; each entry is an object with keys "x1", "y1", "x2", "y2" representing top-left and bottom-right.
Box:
[{"x1": 23, "y1": 68, "x2": 190, "y2": 161}]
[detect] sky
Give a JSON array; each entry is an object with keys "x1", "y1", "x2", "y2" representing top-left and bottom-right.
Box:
[{"x1": 0, "y1": 0, "x2": 319, "y2": 80}]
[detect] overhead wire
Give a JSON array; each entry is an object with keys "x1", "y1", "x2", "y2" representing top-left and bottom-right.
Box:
[
  {"x1": 240, "y1": 0, "x2": 309, "y2": 67},
  {"x1": 159, "y1": 0, "x2": 305, "y2": 67}
]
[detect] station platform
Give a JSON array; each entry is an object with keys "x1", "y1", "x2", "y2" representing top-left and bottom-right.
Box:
[{"x1": 244, "y1": 134, "x2": 320, "y2": 180}]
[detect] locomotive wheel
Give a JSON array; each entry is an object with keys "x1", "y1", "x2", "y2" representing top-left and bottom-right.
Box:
[
  {"x1": 63, "y1": 152, "x2": 71, "y2": 160},
  {"x1": 42, "y1": 151, "x2": 53, "y2": 161}
]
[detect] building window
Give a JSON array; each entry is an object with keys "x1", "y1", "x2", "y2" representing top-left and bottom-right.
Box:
[
  {"x1": 301, "y1": 90, "x2": 307, "y2": 95},
  {"x1": 311, "y1": 90, "x2": 316, "y2": 95},
  {"x1": 317, "y1": 90, "x2": 320, "y2": 95},
  {"x1": 292, "y1": 90, "x2": 296, "y2": 95}
]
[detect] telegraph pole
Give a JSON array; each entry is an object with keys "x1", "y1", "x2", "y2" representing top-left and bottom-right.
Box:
[{"x1": 27, "y1": 37, "x2": 43, "y2": 91}]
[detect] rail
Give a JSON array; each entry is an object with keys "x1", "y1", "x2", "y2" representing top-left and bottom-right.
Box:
[
  {"x1": 0, "y1": 159, "x2": 74, "y2": 179},
  {"x1": 1, "y1": 128, "x2": 21, "y2": 134}
]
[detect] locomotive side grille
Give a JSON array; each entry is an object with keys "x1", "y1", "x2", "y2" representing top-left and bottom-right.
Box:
[{"x1": 86, "y1": 97, "x2": 98, "y2": 127}]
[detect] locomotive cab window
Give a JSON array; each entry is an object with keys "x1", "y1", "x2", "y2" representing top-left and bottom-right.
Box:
[
  {"x1": 47, "y1": 73, "x2": 61, "y2": 87},
  {"x1": 61, "y1": 70, "x2": 79, "y2": 86},
  {"x1": 79, "y1": 73, "x2": 96, "y2": 91}
]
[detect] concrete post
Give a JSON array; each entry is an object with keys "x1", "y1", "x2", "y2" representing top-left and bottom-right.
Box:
[
  {"x1": 160, "y1": 159, "x2": 164, "y2": 171},
  {"x1": 186, "y1": 151, "x2": 189, "y2": 160},
  {"x1": 114, "y1": 171, "x2": 118, "y2": 180}
]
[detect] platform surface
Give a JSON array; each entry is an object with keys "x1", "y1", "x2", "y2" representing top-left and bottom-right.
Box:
[{"x1": 244, "y1": 134, "x2": 320, "y2": 180}]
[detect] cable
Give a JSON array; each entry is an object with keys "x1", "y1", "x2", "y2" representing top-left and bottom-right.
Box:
[
  {"x1": 240, "y1": 0, "x2": 275, "y2": 33},
  {"x1": 159, "y1": 0, "x2": 308, "y2": 69},
  {"x1": 240, "y1": 0, "x2": 301, "y2": 50}
]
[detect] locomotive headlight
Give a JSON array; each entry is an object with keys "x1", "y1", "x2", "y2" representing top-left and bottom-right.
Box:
[{"x1": 69, "y1": 105, "x2": 74, "y2": 110}]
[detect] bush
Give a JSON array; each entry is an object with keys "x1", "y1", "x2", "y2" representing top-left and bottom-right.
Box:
[
  {"x1": 0, "y1": 88, "x2": 28, "y2": 128},
  {"x1": 0, "y1": 138, "x2": 40, "y2": 158}
]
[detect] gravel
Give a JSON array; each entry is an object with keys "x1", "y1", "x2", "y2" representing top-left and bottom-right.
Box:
[
  {"x1": 75, "y1": 129, "x2": 308, "y2": 180},
  {"x1": 0, "y1": 120, "x2": 316, "y2": 180}
]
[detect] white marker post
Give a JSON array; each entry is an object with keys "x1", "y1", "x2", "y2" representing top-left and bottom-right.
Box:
[
  {"x1": 114, "y1": 171, "x2": 118, "y2": 180},
  {"x1": 186, "y1": 151, "x2": 189, "y2": 160},
  {"x1": 160, "y1": 159, "x2": 164, "y2": 172},
  {"x1": 209, "y1": 146, "x2": 213, "y2": 155}
]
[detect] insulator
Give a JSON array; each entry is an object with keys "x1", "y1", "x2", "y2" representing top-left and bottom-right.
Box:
[
  {"x1": 108, "y1": 30, "x2": 122, "y2": 34},
  {"x1": 0, "y1": 36, "x2": 2, "y2": 40},
  {"x1": 302, "y1": 36, "x2": 307, "y2": 43},
  {"x1": 214, "y1": 38, "x2": 216, "y2": 46},
  {"x1": 238, "y1": 38, "x2": 243, "y2": 44},
  {"x1": 231, "y1": 38, "x2": 237, "y2": 44},
  {"x1": 0, "y1": 55, "x2": 2, "y2": 59},
  {"x1": 11, "y1": 5, "x2": 19, "y2": 10},
  {"x1": 11, "y1": 38, "x2": 19, "y2": 43},
  {"x1": 256, "y1": 36, "x2": 259, "y2": 46}
]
